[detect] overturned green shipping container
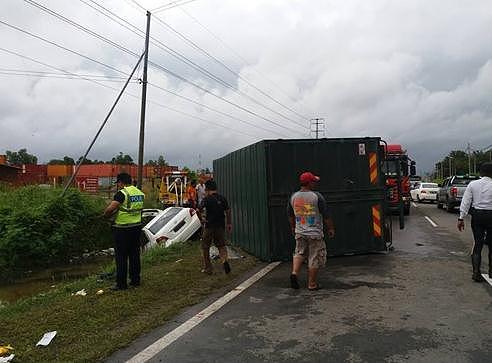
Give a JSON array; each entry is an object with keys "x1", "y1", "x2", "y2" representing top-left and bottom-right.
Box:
[{"x1": 214, "y1": 138, "x2": 390, "y2": 261}]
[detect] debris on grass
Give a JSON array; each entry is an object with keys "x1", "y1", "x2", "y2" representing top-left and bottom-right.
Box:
[
  {"x1": 0, "y1": 354, "x2": 14, "y2": 362},
  {"x1": 96, "y1": 289, "x2": 104, "y2": 295},
  {"x1": 0, "y1": 345, "x2": 13, "y2": 356},
  {"x1": 36, "y1": 331, "x2": 57, "y2": 347},
  {"x1": 72, "y1": 289, "x2": 87, "y2": 296},
  {"x1": 175, "y1": 259, "x2": 183, "y2": 263},
  {"x1": 210, "y1": 246, "x2": 245, "y2": 260}
]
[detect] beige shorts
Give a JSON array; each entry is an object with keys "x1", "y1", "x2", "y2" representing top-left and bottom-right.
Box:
[{"x1": 294, "y1": 235, "x2": 326, "y2": 268}]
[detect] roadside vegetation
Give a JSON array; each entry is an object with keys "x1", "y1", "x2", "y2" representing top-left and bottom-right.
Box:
[
  {"x1": 0, "y1": 241, "x2": 256, "y2": 362},
  {"x1": 0, "y1": 185, "x2": 111, "y2": 280}
]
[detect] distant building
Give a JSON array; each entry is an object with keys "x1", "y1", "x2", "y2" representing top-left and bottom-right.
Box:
[{"x1": 0, "y1": 163, "x2": 21, "y2": 184}]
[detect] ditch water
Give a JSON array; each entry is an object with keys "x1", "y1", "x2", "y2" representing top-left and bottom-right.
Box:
[{"x1": 0, "y1": 256, "x2": 112, "y2": 303}]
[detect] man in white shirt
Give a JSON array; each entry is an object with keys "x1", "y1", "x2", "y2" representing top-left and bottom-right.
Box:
[
  {"x1": 196, "y1": 178, "x2": 206, "y2": 206},
  {"x1": 458, "y1": 162, "x2": 492, "y2": 282}
]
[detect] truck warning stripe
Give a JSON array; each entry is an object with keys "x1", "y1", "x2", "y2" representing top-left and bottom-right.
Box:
[
  {"x1": 369, "y1": 152, "x2": 378, "y2": 184},
  {"x1": 372, "y1": 205, "x2": 382, "y2": 237}
]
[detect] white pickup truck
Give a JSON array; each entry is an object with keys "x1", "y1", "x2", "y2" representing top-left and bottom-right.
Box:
[{"x1": 437, "y1": 175, "x2": 480, "y2": 212}]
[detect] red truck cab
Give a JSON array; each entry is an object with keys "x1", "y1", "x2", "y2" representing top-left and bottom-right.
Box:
[{"x1": 384, "y1": 144, "x2": 416, "y2": 216}]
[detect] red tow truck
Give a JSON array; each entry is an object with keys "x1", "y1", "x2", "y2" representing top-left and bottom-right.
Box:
[{"x1": 383, "y1": 144, "x2": 416, "y2": 226}]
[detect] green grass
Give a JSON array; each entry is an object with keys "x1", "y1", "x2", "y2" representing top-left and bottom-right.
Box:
[
  {"x1": 0, "y1": 242, "x2": 257, "y2": 362},
  {"x1": 0, "y1": 186, "x2": 111, "y2": 279}
]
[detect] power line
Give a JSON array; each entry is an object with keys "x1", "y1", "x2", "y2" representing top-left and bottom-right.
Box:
[
  {"x1": 123, "y1": 0, "x2": 308, "y2": 130},
  {"x1": 0, "y1": 46, "x2": 260, "y2": 139},
  {"x1": 22, "y1": 0, "x2": 140, "y2": 58},
  {"x1": 179, "y1": 6, "x2": 313, "y2": 118},
  {"x1": 0, "y1": 19, "x2": 127, "y2": 76},
  {"x1": 151, "y1": 14, "x2": 311, "y2": 127},
  {"x1": 85, "y1": 3, "x2": 307, "y2": 132},
  {"x1": 148, "y1": 81, "x2": 288, "y2": 137},
  {"x1": 126, "y1": 0, "x2": 147, "y2": 13},
  {"x1": 80, "y1": 0, "x2": 144, "y2": 35},
  {"x1": 146, "y1": 98, "x2": 258, "y2": 139},
  {"x1": 0, "y1": 71, "x2": 132, "y2": 82},
  {"x1": 1, "y1": 14, "x2": 293, "y2": 137},
  {"x1": 0, "y1": 47, "x2": 132, "y2": 90},
  {"x1": 152, "y1": 0, "x2": 200, "y2": 13},
  {"x1": 0, "y1": 68, "x2": 128, "y2": 79},
  {"x1": 148, "y1": 59, "x2": 303, "y2": 135},
  {"x1": 22, "y1": 3, "x2": 303, "y2": 135}
]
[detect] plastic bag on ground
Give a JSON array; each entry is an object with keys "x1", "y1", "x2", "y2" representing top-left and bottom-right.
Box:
[{"x1": 36, "y1": 331, "x2": 57, "y2": 346}]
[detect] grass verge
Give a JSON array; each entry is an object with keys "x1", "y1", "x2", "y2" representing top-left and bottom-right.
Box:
[{"x1": 0, "y1": 241, "x2": 257, "y2": 362}]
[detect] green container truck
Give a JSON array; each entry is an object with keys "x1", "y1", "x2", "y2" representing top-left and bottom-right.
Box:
[{"x1": 214, "y1": 138, "x2": 391, "y2": 261}]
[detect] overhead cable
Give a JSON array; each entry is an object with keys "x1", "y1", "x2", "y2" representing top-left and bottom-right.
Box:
[
  {"x1": 152, "y1": 14, "x2": 310, "y2": 128},
  {"x1": 180, "y1": 6, "x2": 314, "y2": 118},
  {"x1": 0, "y1": 46, "x2": 260, "y2": 139},
  {"x1": 75, "y1": 0, "x2": 307, "y2": 132},
  {"x1": 14, "y1": 5, "x2": 303, "y2": 135}
]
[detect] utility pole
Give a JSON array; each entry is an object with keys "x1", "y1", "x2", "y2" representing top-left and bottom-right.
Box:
[
  {"x1": 466, "y1": 142, "x2": 472, "y2": 175},
  {"x1": 137, "y1": 11, "x2": 151, "y2": 189},
  {"x1": 310, "y1": 118, "x2": 325, "y2": 139},
  {"x1": 448, "y1": 157, "x2": 452, "y2": 177}
]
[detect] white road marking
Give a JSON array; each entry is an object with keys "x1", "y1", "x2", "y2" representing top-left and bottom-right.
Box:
[
  {"x1": 126, "y1": 262, "x2": 282, "y2": 363},
  {"x1": 483, "y1": 274, "x2": 492, "y2": 287},
  {"x1": 424, "y1": 216, "x2": 438, "y2": 227},
  {"x1": 412, "y1": 202, "x2": 418, "y2": 208}
]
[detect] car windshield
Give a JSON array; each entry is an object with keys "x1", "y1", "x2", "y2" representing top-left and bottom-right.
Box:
[
  {"x1": 452, "y1": 177, "x2": 479, "y2": 186},
  {"x1": 422, "y1": 183, "x2": 438, "y2": 188},
  {"x1": 148, "y1": 207, "x2": 182, "y2": 234}
]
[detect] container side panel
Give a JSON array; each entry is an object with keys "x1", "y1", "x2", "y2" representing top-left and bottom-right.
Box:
[{"x1": 214, "y1": 142, "x2": 270, "y2": 260}]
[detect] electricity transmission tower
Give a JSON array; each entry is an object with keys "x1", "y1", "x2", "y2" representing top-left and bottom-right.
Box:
[{"x1": 310, "y1": 118, "x2": 325, "y2": 139}]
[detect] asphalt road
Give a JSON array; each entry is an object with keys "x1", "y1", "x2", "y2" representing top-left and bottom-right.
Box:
[{"x1": 108, "y1": 204, "x2": 492, "y2": 363}]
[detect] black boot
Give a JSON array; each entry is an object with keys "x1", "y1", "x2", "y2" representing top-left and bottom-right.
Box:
[{"x1": 471, "y1": 254, "x2": 485, "y2": 282}]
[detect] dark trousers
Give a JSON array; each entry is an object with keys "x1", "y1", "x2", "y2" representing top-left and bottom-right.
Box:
[
  {"x1": 112, "y1": 226, "x2": 142, "y2": 288},
  {"x1": 471, "y1": 209, "x2": 492, "y2": 257}
]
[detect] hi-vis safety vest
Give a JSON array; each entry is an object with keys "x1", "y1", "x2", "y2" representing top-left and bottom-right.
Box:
[{"x1": 114, "y1": 186, "x2": 145, "y2": 227}]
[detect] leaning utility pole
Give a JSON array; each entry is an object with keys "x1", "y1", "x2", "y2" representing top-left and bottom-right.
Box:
[
  {"x1": 61, "y1": 52, "x2": 145, "y2": 196},
  {"x1": 137, "y1": 11, "x2": 151, "y2": 189},
  {"x1": 310, "y1": 118, "x2": 325, "y2": 139}
]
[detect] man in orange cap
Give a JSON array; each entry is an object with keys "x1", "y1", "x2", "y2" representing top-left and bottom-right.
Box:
[{"x1": 287, "y1": 172, "x2": 335, "y2": 290}]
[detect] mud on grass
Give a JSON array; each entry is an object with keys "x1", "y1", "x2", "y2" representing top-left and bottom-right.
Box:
[{"x1": 0, "y1": 241, "x2": 257, "y2": 362}]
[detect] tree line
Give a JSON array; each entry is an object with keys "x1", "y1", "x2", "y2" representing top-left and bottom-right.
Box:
[
  {"x1": 4, "y1": 149, "x2": 168, "y2": 166},
  {"x1": 434, "y1": 149, "x2": 492, "y2": 179}
]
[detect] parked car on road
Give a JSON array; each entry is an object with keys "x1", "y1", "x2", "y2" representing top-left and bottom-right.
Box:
[
  {"x1": 437, "y1": 175, "x2": 480, "y2": 212},
  {"x1": 410, "y1": 182, "x2": 439, "y2": 202},
  {"x1": 142, "y1": 207, "x2": 201, "y2": 249}
]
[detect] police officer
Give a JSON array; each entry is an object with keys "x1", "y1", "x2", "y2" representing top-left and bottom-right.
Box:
[
  {"x1": 458, "y1": 162, "x2": 492, "y2": 282},
  {"x1": 104, "y1": 173, "x2": 145, "y2": 290}
]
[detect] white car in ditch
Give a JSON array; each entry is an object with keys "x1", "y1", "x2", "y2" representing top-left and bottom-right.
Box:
[{"x1": 142, "y1": 207, "x2": 201, "y2": 249}]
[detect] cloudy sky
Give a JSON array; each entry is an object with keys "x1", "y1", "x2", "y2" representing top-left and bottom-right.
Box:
[{"x1": 1, "y1": 0, "x2": 491, "y2": 173}]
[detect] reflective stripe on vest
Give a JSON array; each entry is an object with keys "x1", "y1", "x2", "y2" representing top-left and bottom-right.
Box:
[{"x1": 114, "y1": 186, "x2": 145, "y2": 226}]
